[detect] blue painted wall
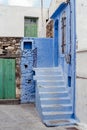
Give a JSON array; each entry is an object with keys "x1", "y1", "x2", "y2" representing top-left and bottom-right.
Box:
[
  {"x1": 21, "y1": 50, "x2": 35, "y2": 103},
  {"x1": 21, "y1": 38, "x2": 53, "y2": 103},
  {"x1": 34, "y1": 38, "x2": 53, "y2": 67},
  {"x1": 51, "y1": 1, "x2": 76, "y2": 119},
  {"x1": 20, "y1": 1, "x2": 76, "y2": 111}
]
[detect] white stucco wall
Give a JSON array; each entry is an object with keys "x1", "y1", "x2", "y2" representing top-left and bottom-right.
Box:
[
  {"x1": 77, "y1": 51, "x2": 87, "y2": 78},
  {"x1": 49, "y1": 0, "x2": 66, "y2": 17},
  {"x1": 0, "y1": 5, "x2": 48, "y2": 37},
  {"x1": 76, "y1": 0, "x2": 87, "y2": 50},
  {"x1": 76, "y1": 51, "x2": 87, "y2": 124},
  {"x1": 76, "y1": 78, "x2": 87, "y2": 124}
]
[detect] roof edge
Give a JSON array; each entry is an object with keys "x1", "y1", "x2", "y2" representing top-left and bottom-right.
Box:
[{"x1": 50, "y1": 2, "x2": 67, "y2": 19}]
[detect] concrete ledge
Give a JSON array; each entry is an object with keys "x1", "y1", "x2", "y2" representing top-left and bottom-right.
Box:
[{"x1": 0, "y1": 99, "x2": 20, "y2": 105}]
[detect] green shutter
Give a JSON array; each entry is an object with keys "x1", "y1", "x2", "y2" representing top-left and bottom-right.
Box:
[
  {"x1": 24, "y1": 17, "x2": 38, "y2": 37},
  {"x1": 0, "y1": 59, "x2": 4, "y2": 98},
  {"x1": 0, "y1": 59, "x2": 16, "y2": 99}
]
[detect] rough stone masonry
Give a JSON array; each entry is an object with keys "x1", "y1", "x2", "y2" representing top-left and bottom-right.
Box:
[
  {"x1": 0, "y1": 37, "x2": 21, "y2": 98},
  {"x1": 21, "y1": 49, "x2": 35, "y2": 103}
]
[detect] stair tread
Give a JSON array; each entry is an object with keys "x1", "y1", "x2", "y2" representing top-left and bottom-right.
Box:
[
  {"x1": 43, "y1": 111, "x2": 72, "y2": 115},
  {"x1": 40, "y1": 97, "x2": 70, "y2": 100},
  {"x1": 39, "y1": 91, "x2": 68, "y2": 94},
  {"x1": 34, "y1": 74, "x2": 63, "y2": 77},
  {"x1": 37, "y1": 80, "x2": 64, "y2": 82},
  {"x1": 42, "y1": 104, "x2": 72, "y2": 107},
  {"x1": 43, "y1": 119, "x2": 76, "y2": 126},
  {"x1": 33, "y1": 67, "x2": 61, "y2": 70},
  {"x1": 38, "y1": 86, "x2": 65, "y2": 88}
]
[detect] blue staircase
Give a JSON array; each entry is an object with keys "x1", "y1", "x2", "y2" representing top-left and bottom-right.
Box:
[{"x1": 34, "y1": 67, "x2": 76, "y2": 126}]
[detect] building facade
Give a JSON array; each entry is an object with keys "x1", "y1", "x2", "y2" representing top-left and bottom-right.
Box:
[
  {"x1": 46, "y1": 0, "x2": 87, "y2": 124},
  {"x1": 0, "y1": 5, "x2": 48, "y2": 100},
  {"x1": 0, "y1": 5, "x2": 48, "y2": 37}
]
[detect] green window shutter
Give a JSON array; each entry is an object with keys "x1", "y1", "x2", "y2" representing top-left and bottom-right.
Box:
[
  {"x1": 0, "y1": 59, "x2": 16, "y2": 99},
  {"x1": 0, "y1": 59, "x2": 4, "y2": 99},
  {"x1": 24, "y1": 17, "x2": 38, "y2": 37}
]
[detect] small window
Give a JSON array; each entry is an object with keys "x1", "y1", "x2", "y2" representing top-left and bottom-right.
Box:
[
  {"x1": 24, "y1": 41, "x2": 32, "y2": 49},
  {"x1": 61, "y1": 11, "x2": 66, "y2": 54},
  {"x1": 24, "y1": 17, "x2": 38, "y2": 37},
  {"x1": 68, "y1": 76, "x2": 71, "y2": 87}
]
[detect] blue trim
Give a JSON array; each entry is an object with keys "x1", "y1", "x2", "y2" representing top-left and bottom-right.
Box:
[{"x1": 50, "y1": 2, "x2": 67, "y2": 19}]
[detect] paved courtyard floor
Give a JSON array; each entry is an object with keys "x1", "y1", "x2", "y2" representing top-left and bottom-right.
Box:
[{"x1": 0, "y1": 104, "x2": 81, "y2": 130}]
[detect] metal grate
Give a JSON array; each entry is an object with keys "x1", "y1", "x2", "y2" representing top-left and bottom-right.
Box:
[{"x1": 61, "y1": 11, "x2": 66, "y2": 54}]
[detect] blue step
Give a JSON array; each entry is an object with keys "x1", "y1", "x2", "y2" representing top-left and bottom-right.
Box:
[
  {"x1": 39, "y1": 91, "x2": 68, "y2": 98},
  {"x1": 35, "y1": 71, "x2": 62, "y2": 75},
  {"x1": 40, "y1": 98, "x2": 71, "y2": 105},
  {"x1": 34, "y1": 67, "x2": 61, "y2": 72},
  {"x1": 42, "y1": 104, "x2": 72, "y2": 112},
  {"x1": 43, "y1": 112, "x2": 72, "y2": 120},
  {"x1": 43, "y1": 119, "x2": 76, "y2": 127},
  {"x1": 37, "y1": 80, "x2": 65, "y2": 86},
  {"x1": 34, "y1": 67, "x2": 74, "y2": 126},
  {"x1": 38, "y1": 86, "x2": 65, "y2": 92},
  {"x1": 34, "y1": 75, "x2": 63, "y2": 80}
]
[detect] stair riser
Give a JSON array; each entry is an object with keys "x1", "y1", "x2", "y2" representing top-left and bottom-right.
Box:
[
  {"x1": 39, "y1": 87, "x2": 65, "y2": 92},
  {"x1": 34, "y1": 76, "x2": 63, "y2": 80},
  {"x1": 42, "y1": 106, "x2": 72, "y2": 112},
  {"x1": 34, "y1": 69, "x2": 61, "y2": 72},
  {"x1": 40, "y1": 99, "x2": 71, "y2": 105},
  {"x1": 40, "y1": 93, "x2": 68, "y2": 98},
  {"x1": 37, "y1": 82, "x2": 65, "y2": 86},
  {"x1": 43, "y1": 114, "x2": 72, "y2": 120},
  {"x1": 35, "y1": 72, "x2": 62, "y2": 75}
]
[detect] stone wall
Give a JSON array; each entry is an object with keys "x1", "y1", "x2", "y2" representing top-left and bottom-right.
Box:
[
  {"x1": 0, "y1": 37, "x2": 21, "y2": 98},
  {"x1": 46, "y1": 20, "x2": 53, "y2": 38},
  {"x1": 21, "y1": 50, "x2": 35, "y2": 103}
]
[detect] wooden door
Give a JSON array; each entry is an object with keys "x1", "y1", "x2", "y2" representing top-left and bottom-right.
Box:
[{"x1": 0, "y1": 59, "x2": 16, "y2": 99}]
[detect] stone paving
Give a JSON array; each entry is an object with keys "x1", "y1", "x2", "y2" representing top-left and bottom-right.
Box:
[{"x1": 0, "y1": 104, "x2": 80, "y2": 130}]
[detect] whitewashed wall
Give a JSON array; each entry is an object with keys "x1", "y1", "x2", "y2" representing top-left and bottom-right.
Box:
[
  {"x1": 49, "y1": 0, "x2": 66, "y2": 17},
  {"x1": 76, "y1": 51, "x2": 87, "y2": 124},
  {"x1": 77, "y1": 51, "x2": 87, "y2": 78},
  {"x1": 76, "y1": 78, "x2": 87, "y2": 124},
  {"x1": 0, "y1": 5, "x2": 48, "y2": 37},
  {"x1": 76, "y1": 0, "x2": 87, "y2": 50}
]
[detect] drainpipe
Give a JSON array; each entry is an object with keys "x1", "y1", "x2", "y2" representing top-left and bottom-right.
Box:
[{"x1": 41, "y1": 0, "x2": 44, "y2": 37}]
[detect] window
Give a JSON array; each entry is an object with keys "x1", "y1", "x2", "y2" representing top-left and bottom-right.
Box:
[
  {"x1": 61, "y1": 11, "x2": 66, "y2": 54},
  {"x1": 24, "y1": 41, "x2": 32, "y2": 49},
  {"x1": 24, "y1": 17, "x2": 38, "y2": 37}
]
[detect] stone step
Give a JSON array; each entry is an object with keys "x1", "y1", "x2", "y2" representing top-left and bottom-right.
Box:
[
  {"x1": 37, "y1": 80, "x2": 65, "y2": 86},
  {"x1": 40, "y1": 97, "x2": 71, "y2": 105},
  {"x1": 43, "y1": 111, "x2": 72, "y2": 116},
  {"x1": 42, "y1": 104, "x2": 72, "y2": 112},
  {"x1": 39, "y1": 91, "x2": 68, "y2": 98},
  {"x1": 34, "y1": 75, "x2": 63, "y2": 80},
  {"x1": 43, "y1": 112, "x2": 72, "y2": 120},
  {"x1": 33, "y1": 67, "x2": 61, "y2": 71},
  {"x1": 38, "y1": 86, "x2": 65, "y2": 92},
  {"x1": 0, "y1": 99, "x2": 20, "y2": 105},
  {"x1": 43, "y1": 119, "x2": 76, "y2": 127},
  {"x1": 35, "y1": 71, "x2": 62, "y2": 75}
]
